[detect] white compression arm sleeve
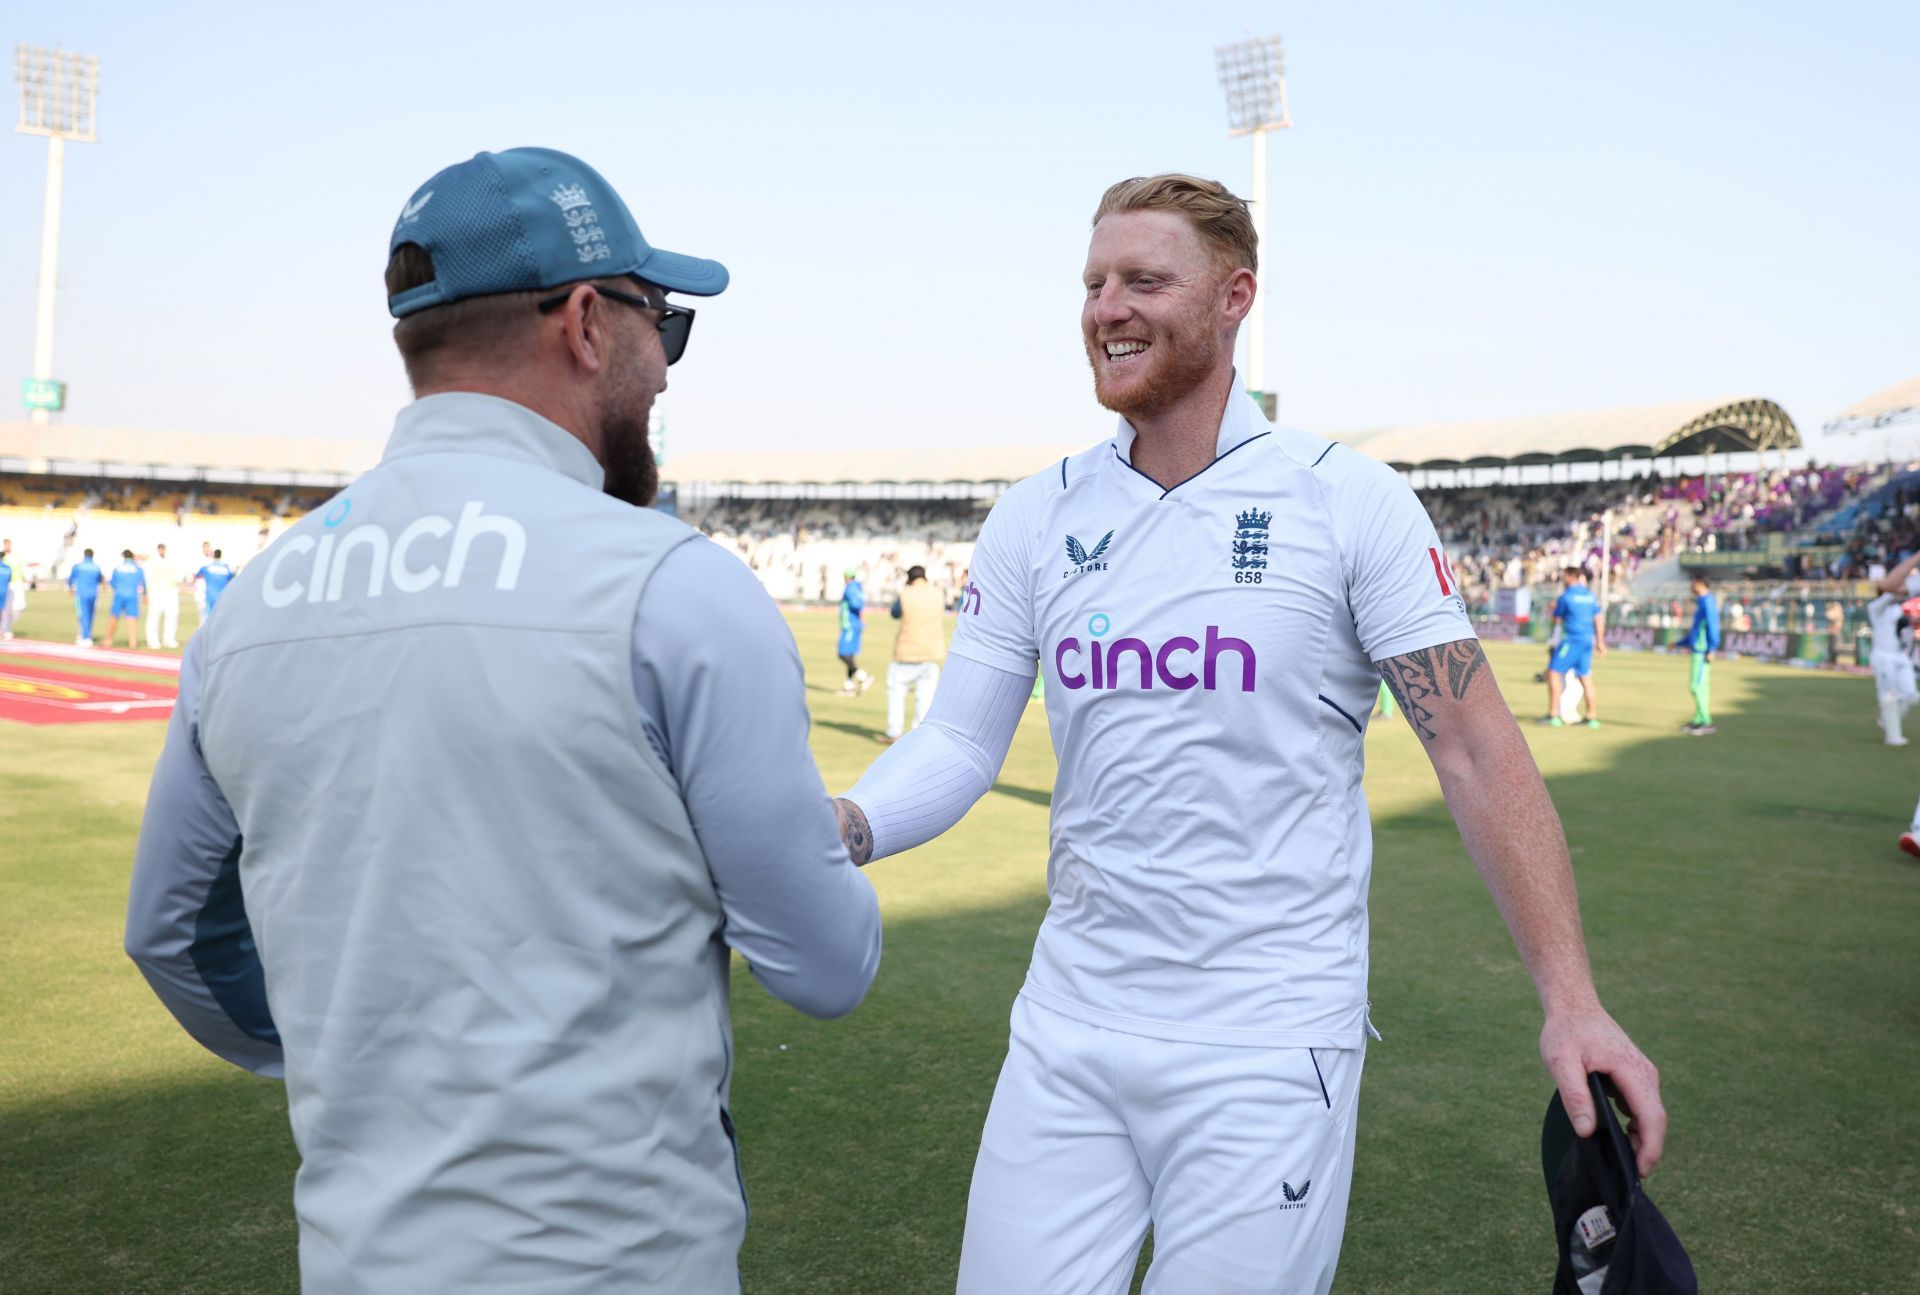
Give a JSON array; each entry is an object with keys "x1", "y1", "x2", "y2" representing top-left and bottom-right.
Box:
[{"x1": 841, "y1": 653, "x2": 1035, "y2": 861}]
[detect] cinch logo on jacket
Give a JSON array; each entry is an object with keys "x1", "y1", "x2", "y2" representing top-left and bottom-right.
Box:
[
  {"x1": 1054, "y1": 623, "x2": 1257, "y2": 693},
  {"x1": 262, "y1": 501, "x2": 527, "y2": 607}
]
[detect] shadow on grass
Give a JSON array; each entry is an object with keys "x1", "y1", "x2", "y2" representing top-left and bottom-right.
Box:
[
  {"x1": 0, "y1": 1067, "x2": 300, "y2": 1295},
  {"x1": 987, "y1": 781, "x2": 1051, "y2": 808},
  {"x1": 812, "y1": 716, "x2": 885, "y2": 741}
]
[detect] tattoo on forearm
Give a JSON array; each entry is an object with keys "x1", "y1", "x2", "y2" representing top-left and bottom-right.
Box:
[
  {"x1": 835, "y1": 797, "x2": 873, "y2": 867},
  {"x1": 1377, "y1": 639, "x2": 1488, "y2": 741}
]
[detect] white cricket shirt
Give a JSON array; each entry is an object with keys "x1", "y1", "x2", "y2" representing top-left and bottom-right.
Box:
[
  {"x1": 1867, "y1": 593, "x2": 1910, "y2": 663},
  {"x1": 951, "y1": 388, "x2": 1473, "y2": 1049},
  {"x1": 147, "y1": 554, "x2": 183, "y2": 603}
]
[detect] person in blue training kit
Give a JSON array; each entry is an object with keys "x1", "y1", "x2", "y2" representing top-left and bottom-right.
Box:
[
  {"x1": 193, "y1": 549, "x2": 235, "y2": 619},
  {"x1": 105, "y1": 548, "x2": 149, "y2": 649},
  {"x1": 0, "y1": 538, "x2": 15, "y2": 641},
  {"x1": 1543, "y1": 565, "x2": 1604, "y2": 728},
  {"x1": 1683, "y1": 574, "x2": 1721, "y2": 735},
  {"x1": 837, "y1": 566, "x2": 872, "y2": 695},
  {"x1": 67, "y1": 547, "x2": 103, "y2": 646}
]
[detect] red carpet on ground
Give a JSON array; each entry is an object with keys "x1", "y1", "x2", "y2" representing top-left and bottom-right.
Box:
[{"x1": 0, "y1": 652, "x2": 178, "y2": 725}]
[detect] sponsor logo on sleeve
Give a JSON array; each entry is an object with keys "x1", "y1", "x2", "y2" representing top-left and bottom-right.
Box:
[{"x1": 1428, "y1": 545, "x2": 1467, "y2": 615}]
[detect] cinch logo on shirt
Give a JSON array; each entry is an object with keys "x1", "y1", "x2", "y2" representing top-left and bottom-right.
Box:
[
  {"x1": 1055, "y1": 619, "x2": 1257, "y2": 692},
  {"x1": 261, "y1": 501, "x2": 527, "y2": 607}
]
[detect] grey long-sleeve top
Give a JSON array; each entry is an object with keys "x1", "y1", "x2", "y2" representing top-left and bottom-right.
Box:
[{"x1": 126, "y1": 529, "x2": 881, "y2": 1076}]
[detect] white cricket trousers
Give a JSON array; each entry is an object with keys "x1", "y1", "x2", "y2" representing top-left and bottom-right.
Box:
[
  {"x1": 1873, "y1": 652, "x2": 1917, "y2": 742},
  {"x1": 886, "y1": 659, "x2": 940, "y2": 738},
  {"x1": 146, "y1": 595, "x2": 180, "y2": 648},
  {"x1": 957, "y1": 996, "x2": 1365, "y2": 1295}
]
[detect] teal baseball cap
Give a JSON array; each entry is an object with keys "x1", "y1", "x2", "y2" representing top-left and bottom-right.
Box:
[{"x1": 387, "y1": 147, "x2": 728, "y2": 318}]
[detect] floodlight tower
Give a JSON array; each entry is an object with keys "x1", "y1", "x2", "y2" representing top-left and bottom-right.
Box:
[
  {"x1": 1214, "y1": 35, "x2": 1290, "y2": 420},
  {"x1": 14, "y1": 44, "x2": 101, "y2": 426}
]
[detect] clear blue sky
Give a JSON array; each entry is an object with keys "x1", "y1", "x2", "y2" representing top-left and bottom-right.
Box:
[{"x1": 4, "y1": 0, "x2": 1914, "y2": 463}]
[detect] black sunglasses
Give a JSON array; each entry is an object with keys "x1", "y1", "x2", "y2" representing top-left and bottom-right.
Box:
[{"x1": 537, "y1": 284, "x2": 696, "y2": 366}]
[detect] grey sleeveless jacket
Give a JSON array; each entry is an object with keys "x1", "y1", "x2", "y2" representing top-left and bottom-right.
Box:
[{"x1": 185, "y1": 394, "x2": 823, "y2": 1291}]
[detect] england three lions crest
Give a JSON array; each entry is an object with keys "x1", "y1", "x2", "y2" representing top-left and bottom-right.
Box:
[{"x1": 1231, "y1": 508, "x2": 1270, "y2": 583}]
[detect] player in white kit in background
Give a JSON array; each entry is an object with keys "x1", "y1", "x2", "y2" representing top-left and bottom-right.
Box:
[
  {"x1": 145, "y1": 542, "x2": 184, "y2": 650},
  {"x1": 1865, "y1": 552, "x2": 1920, "y2": 746},
  {"x1": 832, "y1": 175, "x2": 1667, "y2": 1294}
]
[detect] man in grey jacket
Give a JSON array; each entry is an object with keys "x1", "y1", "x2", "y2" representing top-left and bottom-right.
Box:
[{"x1": 124, "y1": 147, "x2": 882, "y2": 1293}]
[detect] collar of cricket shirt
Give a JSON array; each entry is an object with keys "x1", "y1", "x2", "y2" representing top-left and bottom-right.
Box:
[
  {"x1": 1109, "y1": 367, "x2": 1267, "y2": 469},
  {"x1": 382, "y1": 392, "x2": 606, "y2": 492}
]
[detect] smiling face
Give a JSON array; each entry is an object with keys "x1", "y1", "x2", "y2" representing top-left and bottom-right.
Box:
[{"x1": 1082, "y1": 210, "x2": 1245, "y2": 421}]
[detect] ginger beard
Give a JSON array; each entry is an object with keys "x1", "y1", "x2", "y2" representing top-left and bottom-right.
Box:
[{"x1": 1085, "y1": 278, "x2": 1229, "y2": 421}]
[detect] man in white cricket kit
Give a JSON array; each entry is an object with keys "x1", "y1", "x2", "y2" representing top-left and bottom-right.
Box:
[
  {"x1": 1865, "y1": 551, "x2": 1920, "y2": 745},
  {"x1": 836, "y1": 175, "x2": 1667, "y2": 1293},
  {"x1": 145, "y1": 542, "x2": 183, "y2": 649}
]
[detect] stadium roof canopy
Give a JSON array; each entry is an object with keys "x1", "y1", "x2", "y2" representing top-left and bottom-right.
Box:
[
  {"x1": 1335, "y1": 397, "x2": 1800, "y2": 471},
  {"x1": 0, "y1": 421, "x2": 382, "y2": 485},
  {"x1": 663, "y1": 396, "x2": 1801, "y2": 485},
  {"x1": 4, "y1": 394, "x2": 1806, "y2": 490},
  {"x1": 661, "y1": 445, "x2": 1088, "y2": 487},
  {"x1": 1824, "y1": 375, "x2": 1920, "y2": 434}
]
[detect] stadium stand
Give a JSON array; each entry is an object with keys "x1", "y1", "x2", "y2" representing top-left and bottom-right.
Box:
[
  {"x1": 1806, "y1": 467, "x2": 1920, "y2": 580},
  {"x1": 1416, "y1": 461, "x2": 1899, "y2": 601},
  {"x1": 686, "y1": 498, "x2": 982, "y2": 603},
  {"x1": 6, "y1": 394, "x2": 1902, "y2": 643},
  {"x1": 0, "y1": 485, "x2": 318, "y2": 586},
  {"x1": 0, "y1": 419, "x2": 369, "y2": 587},
  {"x1": 665, "y1": 396, "x2": 1817, "y2": 607}
]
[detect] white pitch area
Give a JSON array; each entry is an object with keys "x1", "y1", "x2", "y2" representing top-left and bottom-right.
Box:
[{"x1": 0, "y1": 639, "x2": 182, "y2": 673}]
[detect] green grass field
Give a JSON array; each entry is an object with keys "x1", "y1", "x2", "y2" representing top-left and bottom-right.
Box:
[{"x1": 3, "y1": 602, "x2": 1916, "y2": 1293}]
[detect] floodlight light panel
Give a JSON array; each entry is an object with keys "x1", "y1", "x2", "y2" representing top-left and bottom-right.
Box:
[
  {"x1": 15, "y1": 44, "x2": 100, "y2": 141},
  {"x1": 1214, "y1": 34, "x2": 1289, "y2": 134}
]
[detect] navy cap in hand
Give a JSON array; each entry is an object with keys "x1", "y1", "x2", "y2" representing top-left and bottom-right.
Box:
[
  {"x1": 387, "y1": 147, "x2": 727, "y2": 318},
  {"x1": 1542, "y1": 1074, "x2": 1696, "y2": 1294}
]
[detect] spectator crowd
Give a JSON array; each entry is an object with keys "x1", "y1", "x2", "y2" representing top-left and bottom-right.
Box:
[{"x1": 7, "y1": 459, "x2": 1909, "y2": 613}]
